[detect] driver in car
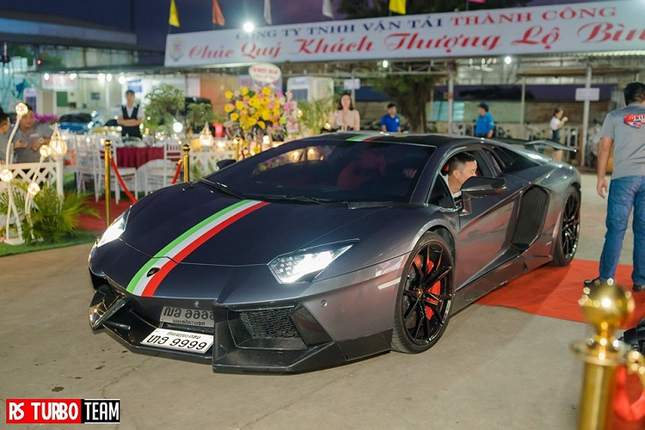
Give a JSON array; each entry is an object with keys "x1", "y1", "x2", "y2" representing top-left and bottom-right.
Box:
[{"x1": 442, "y1": 152, "x2": 478, "y2": 201}]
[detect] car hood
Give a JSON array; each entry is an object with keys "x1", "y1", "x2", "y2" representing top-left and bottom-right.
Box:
[{"x1": 119, "y1": 183, "x2": 384, "y2": 266}]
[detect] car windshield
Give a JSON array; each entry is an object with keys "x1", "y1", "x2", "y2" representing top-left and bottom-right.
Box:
[{"x1": 208, "y1": 138, "x2": 435, "y2": 204}]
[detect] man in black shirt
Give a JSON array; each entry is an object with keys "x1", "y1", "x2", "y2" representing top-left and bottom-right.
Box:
[{"x1": 118, "y1": 90, "x2": 143, "y2": 139}]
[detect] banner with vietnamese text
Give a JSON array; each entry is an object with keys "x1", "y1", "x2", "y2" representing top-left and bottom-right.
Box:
[{"x1": 165, "y1": 1, "x2": 645, "y2": 67}]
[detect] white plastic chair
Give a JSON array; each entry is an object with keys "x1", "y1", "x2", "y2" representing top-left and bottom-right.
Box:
[
  {"x1": 92, "y1": 142, "x2": 138, "y2": 203},
  {"x1": 75, "y1": 136, "x2": 98, "y2": 194},
  {"x1": 142, "y1": 140, "x2": 183, "y2": 195}
]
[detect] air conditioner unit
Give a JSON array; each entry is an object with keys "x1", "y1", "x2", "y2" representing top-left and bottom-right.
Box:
[{"x1": 286, "y1": 77, "x2": 334, "y2": 102}]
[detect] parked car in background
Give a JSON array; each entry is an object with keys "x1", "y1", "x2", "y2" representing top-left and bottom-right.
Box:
[{"x1": 58, "y1": 112, "x2": 95, "y2": 133}]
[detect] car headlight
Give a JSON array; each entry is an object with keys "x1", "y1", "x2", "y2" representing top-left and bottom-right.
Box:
[
  {"x1": 269, "y1": 244, "x2": 353, "y2": 284},
  {"x1": 97, "y1": 210, "x2": 129, "y2": 247}
]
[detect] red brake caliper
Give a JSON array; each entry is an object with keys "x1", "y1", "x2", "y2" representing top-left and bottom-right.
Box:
[{"x1": 425, "y1": 259, "x2": 440, "y2": 320}]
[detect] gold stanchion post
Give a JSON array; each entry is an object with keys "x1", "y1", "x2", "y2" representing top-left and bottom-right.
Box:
[
  {"x1": 234, "y1": 138, "x2": 240, "y2": 161},
  {"x1": 571, "y1": 281, "x2": 634, "y2": 429},
  {"x1": 182, "y1": 143, "x2": 190, "y2": 183},
  {"x1": 103, "y1": 140, "x2": 111, "y2": 228}
]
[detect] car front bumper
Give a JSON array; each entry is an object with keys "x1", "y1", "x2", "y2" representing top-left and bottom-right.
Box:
[{"x1": 89, "y1": 280, "x2": 393, "y2": 374}]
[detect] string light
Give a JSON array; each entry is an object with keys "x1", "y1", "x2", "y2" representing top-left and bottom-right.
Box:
[
  {"x1": 39, "y1": 145, "x2": 53, "y2": 158},
  {"x1": 15, "y1": 103, "x2": 28, "y2": 117},
  {"x1": 28, "y1": 183, "x2": 41, "y2": 196},
  {"x1": 0, "y1": 169, "x2": 13, "y2": 182}
]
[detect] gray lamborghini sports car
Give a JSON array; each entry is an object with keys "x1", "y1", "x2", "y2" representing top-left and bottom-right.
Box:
[{"x1": 88, "y1": 132, "x2": 581, "y2": 373}]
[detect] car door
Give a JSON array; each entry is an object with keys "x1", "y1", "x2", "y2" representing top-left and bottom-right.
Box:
[{"x1": 450, "y1": 146, "x2": 529, "y2": 289}]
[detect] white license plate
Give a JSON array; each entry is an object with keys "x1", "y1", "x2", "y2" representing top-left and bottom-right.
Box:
[
  {"x1": 160, "y1": 306, "x2": 214, "y2": 328},
  {"x1": 141, "y1": 328, "x2": 213, "y2": 354}
]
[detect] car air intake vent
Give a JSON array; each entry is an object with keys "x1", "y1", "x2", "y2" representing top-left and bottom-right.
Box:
[
  {"x1": 512, "y1": 186, "x2": 549, "y2": 249},
  {"x1": 239, "y1": 308, "x2": 300, "y2": 339}
]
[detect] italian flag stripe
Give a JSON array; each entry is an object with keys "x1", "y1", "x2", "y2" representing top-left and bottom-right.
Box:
[
  {"x1": 346, "y1": 134, "x2": 382, "y2": 142},
  {"x1": 126, "y1": 200, "x2": 268, "y2": 296}
]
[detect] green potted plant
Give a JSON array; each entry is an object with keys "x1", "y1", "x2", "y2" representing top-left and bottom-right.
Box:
[
  {"x1": 185, "y1": 103, "x2": 215, "y2": 133},
  {"x1": 297, "y1": 96, "x2": 335, "y2": 136},
  {"x1": 143, "y1": 84, "x2": 185, "y2": 134}
]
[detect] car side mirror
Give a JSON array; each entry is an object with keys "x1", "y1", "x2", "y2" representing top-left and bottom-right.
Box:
[
  {"x1": 216, "y1": 159, "x2": 236, "y2": 170},
  {"x1": 461, "y1": 176, "x2": 506, "y2": 197},
  {"x1": 460, "y1": 177, "x2": 507, "y2": 215}
]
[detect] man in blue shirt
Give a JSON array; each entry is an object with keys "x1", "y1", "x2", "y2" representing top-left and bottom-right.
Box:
[
  {"x1": 381, "y1": 103, "x2": 402, "y2": 133},
  {"x1": 474, "y1": 102, "x2": 495, "y2": 138}
]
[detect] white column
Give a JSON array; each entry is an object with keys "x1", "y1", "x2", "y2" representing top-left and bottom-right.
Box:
[
  {"x1": 581, "y1": 65, "x2": 592, "y2": 166},
  {"x1": 448, "y1": 65, "x2": 454, "y2": 134},
  {"x1": 350, "y1": 69, "x2": 356, "y2": 103},
  {"x1": 105, "y1": 80, "x2": 111, "y2": 114},
  {"x1": 56, "y1": 157, "x2": 64, "y2": 197},
  {"x1": 520, "y1": 76, "x2": 526, "y2": 139}
]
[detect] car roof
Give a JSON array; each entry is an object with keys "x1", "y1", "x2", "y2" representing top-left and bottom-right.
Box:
[{"x1": 304, "y1": 132, "x2": 479, "y2": 147}]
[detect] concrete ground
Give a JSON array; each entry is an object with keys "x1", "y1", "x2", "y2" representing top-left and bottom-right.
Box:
[{"x1": 0, "y1": 173, "x2": 635, "y2": 430}]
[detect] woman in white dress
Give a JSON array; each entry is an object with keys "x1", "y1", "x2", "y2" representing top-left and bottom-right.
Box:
[
  {"x1": 330, "y1": 93, "x2": 360, "y2": 131},
  {"x1": 549, "y1": 107, "x2": 568, "y2": 161}
]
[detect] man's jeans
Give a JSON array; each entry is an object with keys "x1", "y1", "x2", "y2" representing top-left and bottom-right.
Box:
[{"x1": 599, "y1": 175, "x2": 645, "y2": 285}]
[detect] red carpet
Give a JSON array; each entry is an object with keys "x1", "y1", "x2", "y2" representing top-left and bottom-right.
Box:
[
  {"x1": 79, "y1": 198, "x2": 132, "y2": 232},
  {"x1": 478, "y1": 259, "x2": 645, "y2": 429},
  {"x1": 478, "y1": 259, "x2": 645, "y2": 328}
]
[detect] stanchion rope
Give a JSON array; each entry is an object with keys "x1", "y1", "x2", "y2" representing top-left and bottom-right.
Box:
[
  {"x1": 614, "y1": 366, "x2": 645, "y2": 422},
  {"x1": 109, "y1": 157, "x2": 138, "y2": 203},
  {"x1": 171, "y1": 159, "x2": 183, "y2": 185}
]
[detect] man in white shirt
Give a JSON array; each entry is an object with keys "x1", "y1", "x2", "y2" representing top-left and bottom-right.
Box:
[{"x1": 118, "y1": 90, "x2": 143, "y2": 139}]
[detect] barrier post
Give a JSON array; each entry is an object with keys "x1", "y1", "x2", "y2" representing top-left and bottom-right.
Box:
[
  {"x1": 103, "y1": 140, "x2": 111, "y2": 228},
  {"x1": 570, "y1": 281, "x2": 634, "y2": 429},
  {"x1": 182, "y1": 143, "x2": 190, "y2": 183},
  {"x1": 234, "y1": 138, "x2": 240, "y2": 161}
]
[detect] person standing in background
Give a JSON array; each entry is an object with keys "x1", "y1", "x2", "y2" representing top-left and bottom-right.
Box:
[
  {"x1": 118, "y1": 90, "x2": 143, "y2": 139},
  {"x1": 0, "y1": 110, "x2": 10, "y2": 162},
  {"x1": 549, "y1": 107, "x2": 569, "y2": 161},
  {"x1": 330, "y1": 93, "x2": 360, "y2": 132},
  {"x1": 474, "y1": 103, "x2": 495, "y2": 138},
  {"x1": 381, "y1": 103, "x2": 402, "y2": 133},
  {"x1": 584, "y1": 82, "x2": 645, "y2": 292},
  {"x1": 13, "y1": 105, "x2": 51, "y2": 163}
]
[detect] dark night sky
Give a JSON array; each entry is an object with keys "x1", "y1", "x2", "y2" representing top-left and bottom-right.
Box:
[{"x1": 0, "y1": 0, "x2": 608, "y2": 53}]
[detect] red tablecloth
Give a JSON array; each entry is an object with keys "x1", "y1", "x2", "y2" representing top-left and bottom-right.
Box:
[{"x1": 116, "y1": 147, "x2": 164, "y2": 168}]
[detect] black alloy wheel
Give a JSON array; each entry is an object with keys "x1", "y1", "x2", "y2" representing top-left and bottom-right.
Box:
[
  {"x1": 392, "y1": 232, "x2": 454, "y2": 353},
  {"x1": 552, "y1": 187, "x2": 581, "y2": 266}
]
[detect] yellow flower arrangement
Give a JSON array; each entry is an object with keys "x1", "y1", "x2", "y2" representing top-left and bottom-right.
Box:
[{"x1": 224, "y1": 85, "x2": 298, "y2": 144}]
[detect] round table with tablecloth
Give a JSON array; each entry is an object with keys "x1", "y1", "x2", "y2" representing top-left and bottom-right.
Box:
[{"x1": 116, "y1": 147, "x2": 164, "y2": 169}]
